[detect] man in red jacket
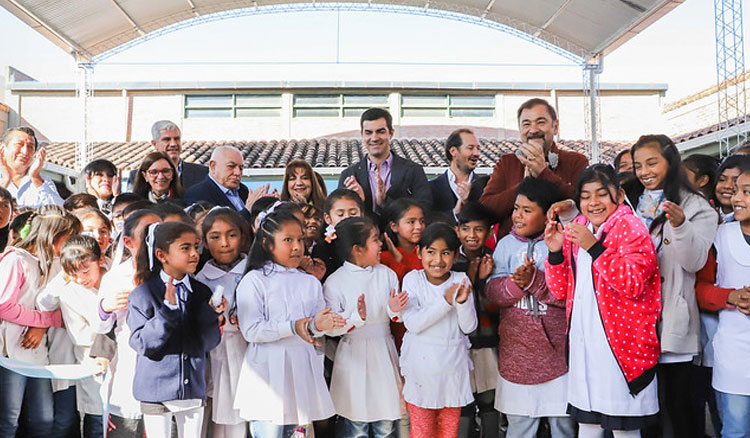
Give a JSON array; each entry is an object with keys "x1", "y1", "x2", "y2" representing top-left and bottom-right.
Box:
[{"x1": 480, "y1": 98, "x2": 588, "y2": 238}]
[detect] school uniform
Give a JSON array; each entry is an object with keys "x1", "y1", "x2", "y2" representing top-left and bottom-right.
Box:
[
  {"x1": 323, "y1": 262, "x2": 403, "y2": 432},
  {"x1": 234, "y1": 263, "x2": 336, "y2": 427},
  {"x1": 195, "y1": 256, "x2": 248, "y2": 434}
]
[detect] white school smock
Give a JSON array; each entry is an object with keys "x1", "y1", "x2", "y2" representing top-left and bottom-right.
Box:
[
  {"x1": 567, "y1": 225, "x2": 658, "y2": 416},
  {"x1": 234, "y1": 263, "x2": 335, "y2": 425},
  {"x1": 324, "y1": 262, "x2": 403, "y2": 422},
  {"x1": 36, "y1": 270, "x2": 76, "y2": 393},
  {"x1": 195, "y1": 256, "x2": 248, "y2": 425},
  {"x1": 400, "y1": 270, "x2": 478, "y2": 409},
  {"x1": 712, "y1": 221, "x2": 750, "y2": 395},
  {"x1": 58, "y1": 281, "x2": 104, "y2": 415},
  {"x1": 97, "y1": 260, "x2": 142, "y2": 419}
]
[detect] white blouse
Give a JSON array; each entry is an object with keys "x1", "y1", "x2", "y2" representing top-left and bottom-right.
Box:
[
  {"x1": 400, "y1": 270, "x2": 477, "y2": 409},
  {"x1": 234, "y1": 263, "x2": 335, "y2": 425},
  {"x1": 324, "y1": 262, "x2": 403, "y2": 422}
]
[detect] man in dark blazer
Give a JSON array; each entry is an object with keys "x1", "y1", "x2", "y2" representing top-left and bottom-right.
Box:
[
  {"x1": 338, "y1": 108, "x2": 432, "y2": 217},
  {"x1": 128, "y1": 120, "x2": 208, "y2": 190},
  {"x1": 184, "y1": 146, "x2": 252, "y2": 221},
  {"x1": 430, "y1": 128, "x2": 488, "y2": 222}
]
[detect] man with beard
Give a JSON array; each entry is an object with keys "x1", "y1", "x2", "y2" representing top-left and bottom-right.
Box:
[
  {"x1": 338, "y1": 108, "x2": 432, "y2": 218},
  {"x1": 128, "y1": 120, "x2": 208, "y2": 191},
  {"x1": 479, "y1": 98, "x2": 588, "y2": 238},
  {"x1": 430, "y1": 128, "x2": 488, "y2": 222}
]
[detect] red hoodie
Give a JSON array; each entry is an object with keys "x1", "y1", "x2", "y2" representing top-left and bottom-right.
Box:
[{"x1": 545, "y1": 204, "x2": 661, "y2": 395}]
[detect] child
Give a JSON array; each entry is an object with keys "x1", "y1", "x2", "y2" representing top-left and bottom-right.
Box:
[
  {"x1": 451, "y1": 202, "x2": 499, "y2": 438},
  {"x1": 0, "y1": 187, "x2": 14, "y2": 253},
  {"x1": 97, "y1": 209, "x2": 161, "y2": 437},
  {"x1": 400, "y1": 222, "x2": 478, "y2": 438},
  {"x1": 76, "y1": 208, "x2": 113, "y2": 265},
  {"x1": 709, "y1": 165, "x2": 750, "y2": 438},
  {"x1": 57, "y1": 235, "x2": 109, "y2": 438},
  {"x1": 713, "y1": 155, "x2": 750, "y2": 222},
  {"x1": 317, "y1": 188, "x2": 365, "y2": 279},
  {"x1": 234, "y1": 209, "x2": 346, "y2": 437},
  {"x1": 323, "y1": 216, "x2": 407, "y2": 438},
  {"x1": 195, "y1": 208, "x2": 251, "y2": 438},
  {"x1": 381, "y1": 198, "x2": 426, "y2": 282},
  {"x1": 127, "y1": 221, "x2": 222, "y2": 438},
  {"x1": 0, "y1": 206, "x2": 79, "y2": 437},
  {"x1": 631, "y1": 135, "x2": 717, "y2": 437},
  {"x1": 486, "y1": 178, "x2": 573, "y2": 438},
  {"x1": 682, "y1": 154, "x2": 718, "y2": 202},
  {"x1": 544, "y1": 164, "x2": 661, "y2": 438}
]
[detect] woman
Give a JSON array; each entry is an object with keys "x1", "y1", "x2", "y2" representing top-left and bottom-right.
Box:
[
  {"x1": 131, "y1": 152, "x2": 184, "y2": 204},
  {"x1": 280, "y1": 159, "x2": 327, "y2": 209}
]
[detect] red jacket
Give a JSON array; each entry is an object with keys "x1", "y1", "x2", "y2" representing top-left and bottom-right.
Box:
[{"x1": 545, "y1": 204, "x2": 661, "y2": 395}]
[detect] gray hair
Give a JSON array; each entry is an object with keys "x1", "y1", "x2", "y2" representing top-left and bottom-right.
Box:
[
  {"x1": 150, "y1": 120, "x2": 180, "y2": 142},
  {"x1": 210, "y1": 145, "x2": 242, "y2": 162}
]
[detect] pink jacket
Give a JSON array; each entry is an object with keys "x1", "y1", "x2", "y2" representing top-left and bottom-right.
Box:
[{"x1": 545, "y1": 204, "x2": 661, "y2": 395}]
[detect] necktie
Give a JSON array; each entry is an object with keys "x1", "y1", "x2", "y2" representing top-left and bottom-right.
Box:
[{"x1": 175, "y1": 282, "x2": 189, "y2": 312}]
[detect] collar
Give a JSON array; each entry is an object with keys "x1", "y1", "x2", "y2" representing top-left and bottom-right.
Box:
[
  {"x1": 367, "y1": 153, "x2": 393, "y2": 171},
  {"x1": 208, "y1": 173, "x2": 239, "y2": 195},
  {"x1": 148, "y1": 190, "x2": 171, "y2": 203},
  {"x1": 202, "y1": 255, "x2": 248, "y2": 280},
  {"x1": 447, "y1": 168, "x2": 474, "y2": 184},
  {"x1": 159, "y1": 270, "x2": 193, "y2": 293},
  {"x1": 265, "y1": 261, "x2": 301, "y2": 273},
  {"x1": 509, "y1": 227, "x2": 545, "y2": 242},
  {"x1": 343, "y1": 260, "x2": 374, "y2": 273}
]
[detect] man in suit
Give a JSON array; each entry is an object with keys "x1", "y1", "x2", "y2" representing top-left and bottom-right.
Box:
[
  {"x1": 338, "y1": 108, "x2": 432, "y2": 218},
  {"x1": 429, "y1": 128, "x2": 488, "y2": 222},
  {"x1": 128, "y1": 120, "x2": 208, "y2": 190},
  {"x1": 184, "y1": 146, "x2": 252, "y2": 221}
]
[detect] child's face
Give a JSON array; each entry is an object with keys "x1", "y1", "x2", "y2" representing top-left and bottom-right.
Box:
[
  {"x1": 456, "y1": 220, "x2": 489, "y2": 253},
  {"x1": 157, "y1": 232, "x2": 200, "y2": 277},
  {"x1": 633, "y1": 143, "x2": 669, "y2": 191},
  {"x1": 353, "y1": 228, "x2": 382, "y2": 267},
  {"x1": 204, "y1": 219, "x2": 242, "y2": 266},
  {"x1": 68, "y1": 259, "x2": 103, "y2": 290},
  {"x1": 268, "y1": 221, "x2": 305, "y2": 269},
  {"x1": 390, "y1": 206, "x2": 425, "y2": 246},
  {"x1": 324, "y1": 198, "x2": 362, "y2": 226},
  {"x1": 303, "y1": 214, "x2": 323, "y2": 241},
  {"x1": 511, "y1": 194, "x2": 546, "y2": 237},
  {"x1": 579, "y1": 182, "x2": 620, "y2": 230},
  {"x1": 82, "y1": 216, "x2": 111, "y2": 254},
  {"x1": 716, "y1": 167, "x2": 741, "y2": 210},
  {"x1": 418, "y1": 238, "x2": 456, "y2": 284},
  {"x1": 0, "y1": 198, "x2": 11, "y2": 229},
  {"x1": 732, "y1": 172, "x2": 750, "y2": 223},
  {"x1": 123, "y1": 214, "x2": 161, "y2": 254}
]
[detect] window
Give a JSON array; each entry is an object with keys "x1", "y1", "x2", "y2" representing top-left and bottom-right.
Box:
[
  {"x1": 184, "y1": 94, "x2": 282, "y2": 118},
  {"x1": 401, "y1": 94, "x2": 495, "y2": 118},
  {"x1": 293, "y1": 94, "x2": 388, "y2": 118}
]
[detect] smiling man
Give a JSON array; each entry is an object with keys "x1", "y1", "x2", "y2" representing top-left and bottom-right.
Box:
[
  {"x1": 0, "y1": 127, "x2": 63, "y2": 208},
  {"x1": 184, "y1": 146, "x2": 253, "y2": 221},
  {"x1": 337, "y1": 108, "x2": 432, "y2": 218},
  {"x1": 480, "y1": 98, "x2": 588, "y2": 238}
]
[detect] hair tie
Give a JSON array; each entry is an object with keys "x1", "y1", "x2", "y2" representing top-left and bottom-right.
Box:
[
  {"x1": 19, "y1": 222, "x2": 32, "y2": 240},
  {"x1": 145, "y1": 223, "x2": 160, "y2": 270},
  {"x1": 324, "y1": 224, "x2": 337, "y2": 243},
  {"x1": 256, "y1": 200, "x2": 284, "y2": 226}
]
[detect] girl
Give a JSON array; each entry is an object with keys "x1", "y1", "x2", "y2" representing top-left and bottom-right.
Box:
[
  {"x1": 713, "y1": 155, "x2": 750, "y2": 222},
  {"x1": 76, "y1": 208, "x2": 113, "y2": 266},
  {"x1": 324, "y1": 216, "x2": 408, "y2": 438},
  {"x1": 57, "y1": 235, "x2": 109, "y2": 438},
  {"x1": 682, "y1": 154, "x2": 718, "y2": 202},
  {"x1": 234, "y1": 209, "x2": 346, "y2": 437},
  {"x1": 400, "y1": 222, "x2": 478, "y2": 438},
  {"x1": 381, "y1": 199, "x2": 426, "y2": 282},
  {"x1": 127, "y1": 221, "x2": 222, "y2": 438},
  {"x1": 280, "y1": 159, "x2": 328, "y2": 209},
  {"x1": 195, "y1": 208, "x2": 251, "y2": 438},
  {"x1": 631, "y1": 135, "x2": 717, "y2": 438},
  {"x1": 131, "y1": 151, "x2": 185, "y2": 204},
  {"x1": 544, "y1": 164, "x2": 661, "y2": 438},
  {"x1": 0, "y1": 206, "x2": 80, "y2": 437},
  {"x1": 97, "y1": 209, "x2": 161, "y2": 437}
]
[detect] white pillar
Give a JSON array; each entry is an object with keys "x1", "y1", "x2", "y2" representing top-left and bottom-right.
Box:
[{"x1": 76, "y1": 63, "x2": 94, "y2": 170}]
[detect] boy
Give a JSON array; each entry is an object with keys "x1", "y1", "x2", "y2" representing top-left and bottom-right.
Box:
[
  {"x1": 485, "y1": 177, "x2": 574, "y2": 438},
  {"x1": 452, "y1": 202, "x2": 500, "y2": 438}
]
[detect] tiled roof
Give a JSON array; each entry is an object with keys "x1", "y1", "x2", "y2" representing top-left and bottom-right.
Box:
[
  {"x1": 672, "y1": 115, "x2": 748, "y2": 144},
  {"x1": 42, "y1": 138, "x2": 630, "y2": 171}
]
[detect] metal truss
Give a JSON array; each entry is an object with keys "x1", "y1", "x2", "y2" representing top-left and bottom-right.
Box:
[
  {"x1": 91, "y1": 2, "x2": 586, "y2": 65},
  {"x1": 714, "y1": 0, "x2": 747, "y2": 157},
  {"x1": 582, "y1": 57, "x2": 602, "y2": 163},
  {"x1": 76, "y1": 63, "x2": 94, "y2": 171}
]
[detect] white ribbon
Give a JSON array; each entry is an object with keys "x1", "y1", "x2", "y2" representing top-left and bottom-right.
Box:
[
  {"x1": 256, "y1": 200, "x2": 284, "y2": 226},
  {"x1": 145, "y1": 223, "x2": 160, "y2": 270}
]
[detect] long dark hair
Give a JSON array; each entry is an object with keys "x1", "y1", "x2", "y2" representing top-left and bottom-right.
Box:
[
  {"x1": 244, "y1": 210, "x2": 303, "y2": 273},
  {"x1": 334, "y1": 216, "x2": 378, "y2": 262},
  {"x1": 574, "y1": 164, "x2": 621, "y2": 210},
  {"x1": 201, "y1": 207, "x2": 251, "y2": 255},
  {"x1": 132, "y1": 152, "x2": 185, "y2": 199},
  {"x1": 120, "y1": 209, "x2": 159, "y2": 262},
  {"x1": 383, "y1": 198, "x2": 425, "y2": 247},
  {"x1": 135, "y1": 221, "x2": 197, "y2": 285},
  {"x1": 631, "y1": 134, "x2": 698, "y2": 232}
]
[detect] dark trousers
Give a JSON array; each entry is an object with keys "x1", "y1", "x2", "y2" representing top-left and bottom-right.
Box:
[{"x1": 642, "y1": 362, "x2": 696, "y2": 438}]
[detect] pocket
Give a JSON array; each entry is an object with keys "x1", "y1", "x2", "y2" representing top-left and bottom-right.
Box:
[{"x1": 667, "y1": 294, "x2": 690, "y2": 336}]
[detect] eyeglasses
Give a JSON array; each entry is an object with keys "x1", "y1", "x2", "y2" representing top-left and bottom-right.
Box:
[{"x1": 146, "y1": 168, "x2": 173, "y2": 177}]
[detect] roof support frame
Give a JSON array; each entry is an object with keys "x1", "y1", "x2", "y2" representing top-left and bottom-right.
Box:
[{"x1": 107, "y1": 0, "x2": 146, "y2": 36}]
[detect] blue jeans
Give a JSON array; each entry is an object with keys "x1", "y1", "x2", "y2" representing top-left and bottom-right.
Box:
[
  {"x1": 0, "y1": 367, "x2": 54, "y2": 438},
  {"x1": 83, "y1": 414, "x2": 103, "y2": 438},
  {"x1": 250, "y1": 421, "x2": 310, "y2": 438},
  {"x1": 716, "y1": 390, "x2": 750, "y2": 438},
  {"x1": 53, "y1": 387, "x2": 80, "y2": 438},
  {"x1": 335, "y1": 417, "x2": 399, "y2": 438}
]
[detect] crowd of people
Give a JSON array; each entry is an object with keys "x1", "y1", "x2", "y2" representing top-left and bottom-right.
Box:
[{"x1": 0, "y1": 99, "x2": 748, "y2": 438}]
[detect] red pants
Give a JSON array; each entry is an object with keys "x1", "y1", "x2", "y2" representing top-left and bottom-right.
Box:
[{"x1": 407, "y1": 403, "x2": 461, "y2": 438}]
